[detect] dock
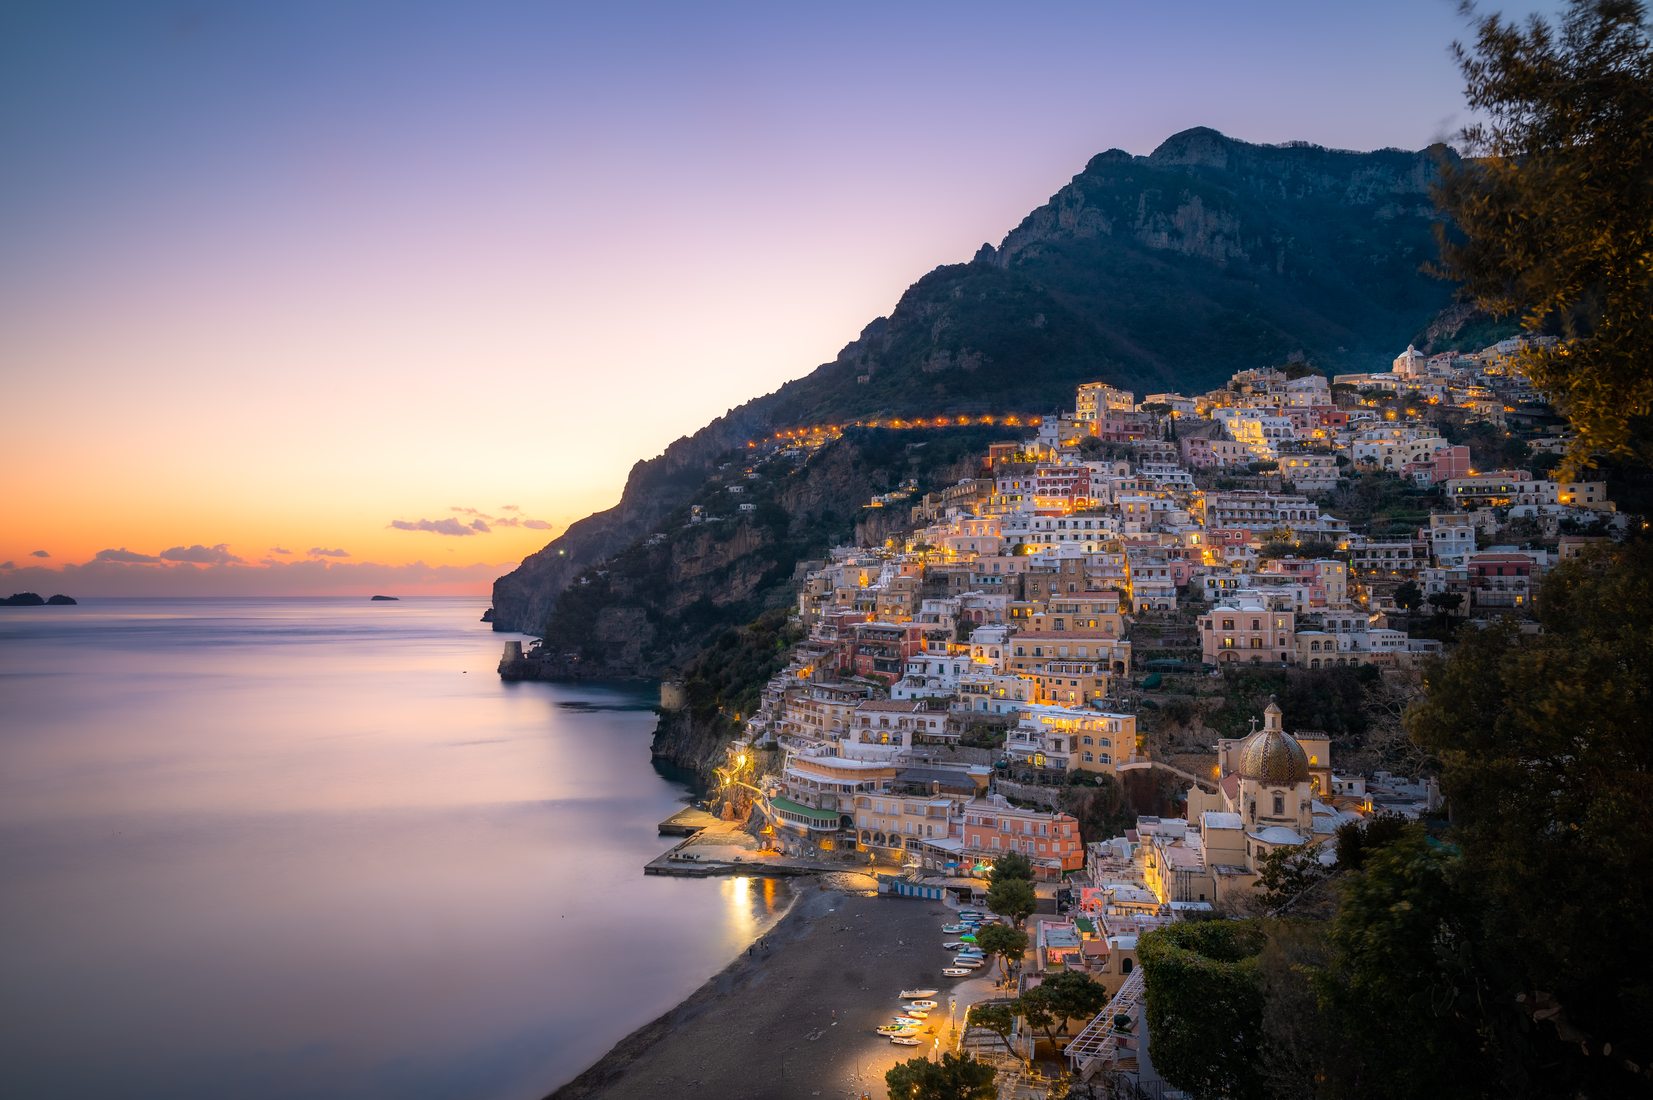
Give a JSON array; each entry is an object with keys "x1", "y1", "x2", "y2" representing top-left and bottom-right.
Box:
[
  {"x1": 644, "y1": 817, "x2": 864, "y2": 878},
  {"x1": 657, "y1": 806, "x2": 721, "y2": 836}
]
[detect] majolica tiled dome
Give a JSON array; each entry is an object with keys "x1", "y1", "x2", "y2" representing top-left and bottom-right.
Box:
[{"x1": 1238, "y1": 700, "x2": 1310, "y2": 785}]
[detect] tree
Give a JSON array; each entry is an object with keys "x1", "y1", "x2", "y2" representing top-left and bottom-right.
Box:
[
  {"x1": 885, "y1": 1052, "x2": 997, "y2": 1100},
  {"x1": 975, "y1": 922, "x2": 1028, "y2": 986},
  {"x1": 1139, "y1": 920, "x2": 1268, "y2": 1100},
  {"x1": 1015, "y1": 985, "x2": 1064, "y2": 1051},
  {"x1": 1254, "y1": 843, "x2": 1332, "y2": 912},
  {"x1": 1036, "y1": 970, "x2": 1109, "y2": 1036},
  {"x1": 1406, "y1": 541, "x2": 1653, "y2": 1095},
  {"x1": 1435, "y1": 0, "x2": 1653, "y2": 473},
  {"x1": 1426, "y1": 591, "x2": 1463, "y2": 616},
  {"x1": 1393, "y1": 579, "x2": 1424, "y2": 612},
  {"x1": 985, "y1": 876, "x2": 1037, "y2": 927},
  {"x1": 967, "y1": 1002, "x2": 1022, "y2": 1065},
  {"x1": 1314, "y1": 825, "x2": 1489, "y2": 1099},
  {"x1": 986, "y1": 851, "x2": 1033, "y2": 885}
]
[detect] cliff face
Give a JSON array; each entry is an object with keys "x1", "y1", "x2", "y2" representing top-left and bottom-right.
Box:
[
  {"x1": 649, "y1": 709, "x2": 734, "y2": 783},
  {"x1": 532, "y1": 425, "x2": 996, "y2": 678},
  {"x1": 493, "y1": 127, "x2": 1460, "y2": 635}
]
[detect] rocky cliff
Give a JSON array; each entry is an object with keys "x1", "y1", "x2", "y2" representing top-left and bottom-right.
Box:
[
  {"x1": 493, "y1": 127, "x2": 1461, "y2": 635},
  {"x1": 534, "y1": 424, "x2": 998, "y2": 678}
]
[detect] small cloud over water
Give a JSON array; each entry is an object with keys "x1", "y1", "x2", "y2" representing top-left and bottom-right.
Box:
[
  {"x1": 161, "y1": 544, "x2": 243, "y2": 565},
  {"x1": 95, "y1": 548, "x2": 162, "y2": 563}
]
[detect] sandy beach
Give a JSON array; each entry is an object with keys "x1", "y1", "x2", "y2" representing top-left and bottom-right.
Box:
[{"x1": 548, "y1": 878, "x2": 995, "y2": 1100}]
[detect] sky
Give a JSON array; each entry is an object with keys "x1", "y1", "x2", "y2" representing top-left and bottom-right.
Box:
[{"x1": 0, "y1": 0, "x2": 1554, "y2": 597}]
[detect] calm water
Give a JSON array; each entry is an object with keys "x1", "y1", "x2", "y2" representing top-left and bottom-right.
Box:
[{"x1": 0, "y1": 598, "x2": 788, "y2": 1099}]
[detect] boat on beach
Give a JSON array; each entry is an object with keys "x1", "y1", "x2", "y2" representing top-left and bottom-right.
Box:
[
  {"x1": 893, "y1": 1015, "x2": 925, "y2": 1026},
  {"x1": 890, "y1": 1036, "x2": 921, "y2": 1045},
  {"x1": 941, "y1": 923, "x2": 968, "y2": 933},
  {"x1": 901, "y1": 1007, "x2": 929, "y2": 1018},
  {"x1": 876, "y1": 1024, "x2": 918, "y2": 1035},
  {"x1": 941, "y1": 967, "x2": 971, "y2": 977},
  {"x1": 942, "y1": 940, "x2": 965, "y2": 949},
  {"x1": 908, "y1": 999, "x2": 938, "y2": 1010},
  {"x1": 899, "y1": 988, "x2": 938, "y2": 999}
]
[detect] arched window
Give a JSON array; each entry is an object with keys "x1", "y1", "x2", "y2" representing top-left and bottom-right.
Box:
[{"x1": 1122, "y1": 958, "x2": 1133, "y2": 974}]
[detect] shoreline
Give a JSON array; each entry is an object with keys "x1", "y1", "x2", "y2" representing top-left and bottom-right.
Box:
[
  {"x1": 546, "y1": 879, "x2": 965, "y2": 1100},
  {"x1": 544, "y1": 882, "x2": 836, "y2": 1100}
]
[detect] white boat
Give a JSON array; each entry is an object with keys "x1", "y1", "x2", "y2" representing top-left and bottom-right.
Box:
[
  {"x1": 941, "y1": 923, "x2": 968, "y2": 933},
  {"x1": 890, "y1": 1036, "x2": 921, "y2": 1045},
  {"x1": 901, "y1": 1007, "x2": 930, "y2": 1018},
  {"x1": 942, "y1": 940, "x2": 964, "y2": 949},
  {"x1": 893, "y1": 1015, "x2": 925, "y2": 1026},
  {"x1": 941, "y1": 967, "x2": 971, "y2": 977},
  {"x1": 876, "y1": 1024, "x2": 918, "y2": 1035},
  {"x1": 898, "y1": 988, "x2": 938, "y2": 999},
  {"x1": 909, "y1": 999, "x2": 939, "y2": 1010},
  {"x1": 953, "y1": 958, "x2": 984, "y2": 969}
]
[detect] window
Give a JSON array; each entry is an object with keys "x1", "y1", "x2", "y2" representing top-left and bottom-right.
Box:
[{"x1": 1273, "y1": 793, "x2": 1285, "y2": 816}]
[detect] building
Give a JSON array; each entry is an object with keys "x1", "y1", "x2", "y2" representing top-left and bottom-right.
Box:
[
  {"x1": 960, "y1": 794, "x2": 1085, "y2": 879},
  {"x1": 1198, "y1": 600, "x2": 1296, "y2": 665}
]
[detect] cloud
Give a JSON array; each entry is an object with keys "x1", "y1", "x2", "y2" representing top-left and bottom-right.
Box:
[
  {"x1": 308, "y1": 547, "x2": 350, "y2": 558},
  {"x1": 522, "y1": 519, "x2": 552, "y2": 530},
  {"x1": 95, "y1": 548, "x2": 162, "y2": 563},
  {"x1": 469, "y1": 518, "x2": 490, "y2": 533},
  {"x1": 444, "y1": 504, "x2": 556, "y2": 532},
  {"x1": 160, "y1": 543, "x2": 244, "y2": 565},
  {"x1": 0, "y1": 561, "x2": 13, "y2": 570},
  {"x1": 269, "y1": 547, "x2": 293, "y2": 556},
  {"x1": 500, "y1": 505, "x2": 520, "y2": 512},
  {"x1": 390, "y1": 517, "x2": 478, "y2": 537},
  {"x1": 30, "y1": 550, "x2": 50, "y2": 558}
]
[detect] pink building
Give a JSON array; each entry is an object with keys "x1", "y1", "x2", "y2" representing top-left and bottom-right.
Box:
[{"x1": 960, "y1": 795, "x2": 1084, "y2": 879}]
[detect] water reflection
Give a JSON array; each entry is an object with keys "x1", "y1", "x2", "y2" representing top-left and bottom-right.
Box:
[{"x1": 0, "y1": 598, "x2": 792, "y2": 1100}]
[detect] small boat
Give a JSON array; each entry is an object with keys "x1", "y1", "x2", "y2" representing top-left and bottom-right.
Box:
[
  {"x1": 953, "y1": 958, "x2": 983, "y2": 969},
  {"x1": 941, "y1": 967, "x2": 971, "y2": 977},
  {"x1": 899, "y1": 988, "x2": 938, "y2": 999},
  {"x1": 909, "y1": 1000, "x2": 938, "y2": 1010},
  {"x1": 942, "y1": 941, "x2": 965, "y2": 950},
  {"x1": 959, "y1": 933, "x2": 978, "y2": 942},
  {"x1": 956, "y1": 949, "x2": 984, "y2": 958},
  {"x1": 958, "y1": 909, "x2": 982, "y2": 917},
  {"x1": 941, "y1": 923, "x2": 968, "y2": 933},
  {"x1": 890, "y1": 1036, "x2": 921, "y2": 1046},
  {"x1": 876, "y1": 1024, "x2": 918, "y2": 1035},
  {"x1": 893, "y1": 1016, "x2": 925, "y2": 1026},
  {"x1": 901, "y1": 1007, "x2": 930, "y2": 1018}
]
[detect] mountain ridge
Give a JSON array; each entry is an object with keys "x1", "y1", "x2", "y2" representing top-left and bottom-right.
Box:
[{"x1": 492, "y1": 126, "x2": 1465, "y2": 635}]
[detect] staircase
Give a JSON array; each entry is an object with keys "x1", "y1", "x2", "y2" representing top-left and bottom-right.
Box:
[{"x1": 1065, "y1": 969, "x2": 1145, "y2": 1081}]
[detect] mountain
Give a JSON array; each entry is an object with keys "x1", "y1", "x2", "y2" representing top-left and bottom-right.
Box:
[{"x1": 492, "y1": 127, "x2": 1462, "y2": 635}]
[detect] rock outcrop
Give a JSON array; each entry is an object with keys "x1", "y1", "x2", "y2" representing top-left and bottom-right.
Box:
[{"x1": 494, "y1": 127, "x2": 1462, "y2": 637}]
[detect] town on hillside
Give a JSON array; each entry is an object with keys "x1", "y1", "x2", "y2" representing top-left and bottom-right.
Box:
[{"x1": 672, "y1": 338, "x2": 1624, "y2": 1093}]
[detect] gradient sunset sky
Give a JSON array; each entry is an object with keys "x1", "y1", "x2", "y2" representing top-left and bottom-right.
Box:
[{"x1": 1, "y1": 1, "x2": 1550, "y2": 596}]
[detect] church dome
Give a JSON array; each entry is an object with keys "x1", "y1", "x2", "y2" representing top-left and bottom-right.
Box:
[{"x1": 1238, "y1": 700, "x2": 1310, "y2": 785}]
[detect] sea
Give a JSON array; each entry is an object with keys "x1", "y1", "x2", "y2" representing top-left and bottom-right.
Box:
[{"x1": 0, "y1": 597, "x2": 790, "y2": 1100}]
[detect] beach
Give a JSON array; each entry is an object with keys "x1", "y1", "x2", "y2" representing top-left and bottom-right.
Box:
[{"x1": 549, "y1": 880, "x2": 995, "y2": 1100}]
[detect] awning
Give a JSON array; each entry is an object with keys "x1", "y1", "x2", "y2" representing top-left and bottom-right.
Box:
[{"x1": 769, "y1": 797, "x2": 843, "y2": 824}]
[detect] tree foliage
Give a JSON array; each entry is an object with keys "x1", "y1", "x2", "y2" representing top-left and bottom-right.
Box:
[
  {"x1": 985, "y1": 876, "x2": 1037, "y2": 927},
  {"x1": 884, "y1": 1052, "x2": 997, "y2": 1100},
  {"x1": 1406, "y1": 540, "x2": 1653, "y2": 1093},
  {"x1": 1254, "y1": 843, "x2": 1332, "y2": 912},
  {"x1": 986, "y1": 851, "x2": 1033, "y2": 885},
  {"x1": 1139, "y1": 920, "x2": 1268, "y2": 1100},
  {"x1": 975, "y1": 922, "x2": 1028, "y2": 985},
  {"x1": 1435, "y1": 0, "x2": 1653, "y2": 472}
]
